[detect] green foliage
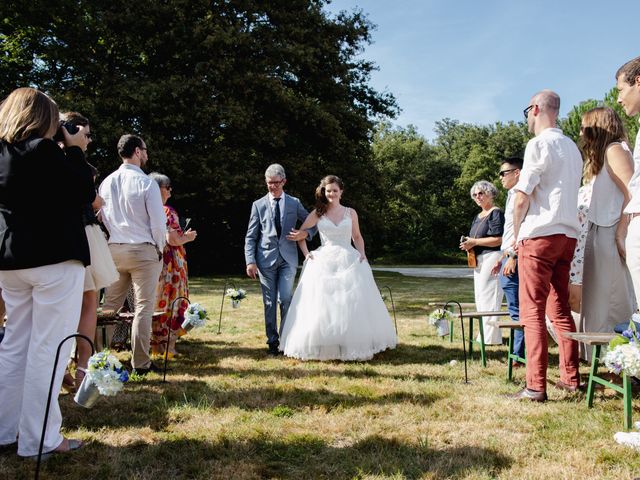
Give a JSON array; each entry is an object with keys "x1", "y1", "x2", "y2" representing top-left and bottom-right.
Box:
[{"x1": 0, "y1": 0, "x2": 397, "y2": 272}]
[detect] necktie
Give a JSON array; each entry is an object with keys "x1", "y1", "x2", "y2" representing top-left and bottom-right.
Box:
[{"x1": 274, "y1": 197, "x2": 282, "y2": 237}]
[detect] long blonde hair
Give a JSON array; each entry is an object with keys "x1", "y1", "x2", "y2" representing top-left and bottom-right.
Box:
[
  {"x1": 580, "y1": 107, "x2": 627, "y2": 183},
  {"x1": 0, "y1": 87, "x2": 59, "y2": 143}
]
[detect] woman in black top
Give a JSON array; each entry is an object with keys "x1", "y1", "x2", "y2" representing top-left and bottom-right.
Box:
[
  {"x1": 0, "y1": 88, "x2": 94, "y2": 457},
  {"x1": 459, "y1": 180, "x2": 505, "y2": 345}
]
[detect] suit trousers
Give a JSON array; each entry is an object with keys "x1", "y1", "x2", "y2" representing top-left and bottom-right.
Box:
[
  {"x1": 258, "y1": 255, "x2": 297, "y2": 346},
  {"x1": 0, "y1": 260, "x2": 84, "y2": 456},
  {"x1": 519, "y1": 234, "x2": 580, "y2": 392},
  {"x1": 499, "y1": 257, "x2": 525, "y2": 359},
  {"x1": 103, "y1": 243, "x2": 162, "y2": 369}
]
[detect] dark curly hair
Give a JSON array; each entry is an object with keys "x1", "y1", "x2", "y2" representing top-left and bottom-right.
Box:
[{"x1": 314, "y1": 175, "x2": 344, "y2": 217}]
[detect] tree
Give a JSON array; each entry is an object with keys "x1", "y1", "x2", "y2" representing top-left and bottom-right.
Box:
[{"x1": 0, "y1": 0, "x2": 397, "y2": 272}]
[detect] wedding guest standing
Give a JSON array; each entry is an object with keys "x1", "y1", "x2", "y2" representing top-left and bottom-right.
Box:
[
  {"x1": 99, "y1": 134, "x2": 166, "y2": 375},
  {"x1": 460, "y1": 180, "x2": 504, "y2": 346},
  {"x1": 244, "y1": 164, "x2": 314, "y2": 355},
  {"x1": 491, "y1": 158, "x2": 525, "y2": 366},
  {"x1": 510, "y1": 90, "x2": 582, "y2": 402},
  {"x1": 578, "y1": 107, "x2": 635, "y2": 359},
  {"x1": 149, "y1": 173, "x2": 197, "y2": 358},
  {"x1": 60, "y1": 112, "x2": 118, "y2": 388},
  {"x1": 616, "y1": 56, "x2": 640, "y2": 311},
  {"x1": 0, "y1": 88, "x2": 94, "y2": 457}
]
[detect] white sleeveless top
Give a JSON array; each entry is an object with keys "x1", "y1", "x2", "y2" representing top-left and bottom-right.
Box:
[{"x1": 588, "y1": 142, "x2": 630, "y2": 227}]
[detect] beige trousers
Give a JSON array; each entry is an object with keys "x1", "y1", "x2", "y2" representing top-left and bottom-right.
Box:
[{"x1": 103, "y1": 243, "x2": 162, "y2": 369}]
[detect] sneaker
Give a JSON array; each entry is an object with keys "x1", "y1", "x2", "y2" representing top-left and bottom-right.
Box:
[{"x1": 132, "y1": 362, "x2": 162, "y2": 376}]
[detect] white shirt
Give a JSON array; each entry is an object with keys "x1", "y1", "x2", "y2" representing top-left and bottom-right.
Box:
[
  {"x1": 268, "y1": 192, "x2": 286, "y2": 223},
  {"x1": 623, "y1": 127, "x2": 640, "y2": 214},
  {"x1": 514, "y1": 127, "x2": 582, "y2": 241},
  {"x1": 500, "y1": 189, "x2": 515, "y2": 251},
  {"x1": 99, "y1": 163, "x2": 166, "y2": 250}
]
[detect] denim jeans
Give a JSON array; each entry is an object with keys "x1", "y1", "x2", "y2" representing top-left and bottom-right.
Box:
[{"x1": 499, "y1": 256, "x2": 525, "y2": 359}]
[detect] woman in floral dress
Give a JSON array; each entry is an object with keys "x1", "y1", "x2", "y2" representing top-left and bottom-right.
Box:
[{"x1": 149, "y1": 173, "x2": 197, "y2": 358}]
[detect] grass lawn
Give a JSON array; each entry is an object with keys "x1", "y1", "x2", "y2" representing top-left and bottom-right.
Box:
[{"x1": 2, "y1": 271, "x2": 639, "y2": 479}]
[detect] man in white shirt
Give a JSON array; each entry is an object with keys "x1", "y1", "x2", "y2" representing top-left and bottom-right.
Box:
[
  {"x1": 491, "y1": 157, "x2": 525, "y2": 366},
  {"x1": 99, "y1": 134, "x2": 166, "y2": 375},
  {"x1": 510, "y1": 90, "x2": 582, "y2": 402},
  {"x1": 616, "y1": 56, "x2": 640, "y2": 311}
]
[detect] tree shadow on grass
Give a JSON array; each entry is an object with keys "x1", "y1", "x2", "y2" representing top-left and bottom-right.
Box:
[
  {"x1": 156, "y1": 379, "x2": 443, "y2": 411},
  {"x1": 28, "y1": 435, "x2": 513, "y2": 480}
]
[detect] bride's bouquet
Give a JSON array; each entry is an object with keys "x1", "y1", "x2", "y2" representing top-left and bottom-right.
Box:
[
  {"x1": 181, "y1": 303, "x2": 208, "y2": 331},
  {"x1": 428, "y1": 308, "x2": 454, "y2": 337}
]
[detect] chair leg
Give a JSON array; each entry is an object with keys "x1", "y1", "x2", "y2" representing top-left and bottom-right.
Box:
[
  {"x1": 478, "y1": 317, "x2": 486, "y2": 368},
  {"x1": 468, "y1": 317, "x2": 474, "y2": 358},
  {"x1": 507, "y1": 329, "x2": 514, "y2": 382},
  {"x1": 623, "y1": 373, "x2": 632, "y2": 431},
  {"x1": 586, "y1": 345, "x2": 600, "y2": 409},
  {"x1": 449, "y1": 319, "x2": 454, "y2": 343}
]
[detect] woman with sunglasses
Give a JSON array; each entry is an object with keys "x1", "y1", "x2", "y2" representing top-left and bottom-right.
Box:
[
  {"x1": 148, "y1": 173, "x2": 197, "y2": 358},
  {"x1": 460, "y1": 180, "x2": 505, "y2": 345}
]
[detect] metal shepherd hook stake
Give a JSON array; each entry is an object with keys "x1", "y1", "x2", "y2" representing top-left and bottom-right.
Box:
[
  {"x1": 218, "y1": 279, "x2": 236, "y2": 334},
  {"x1": 443, "y1": 300, "x2": 468, "y2": 384},
  {"x1": 35, "y1": 333, "x2": 94, "y2": 480}
]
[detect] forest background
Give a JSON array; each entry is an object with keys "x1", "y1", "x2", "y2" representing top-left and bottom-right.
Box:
[{"x1": 2, "y1": 0, "x2": 637, "y2": 272}]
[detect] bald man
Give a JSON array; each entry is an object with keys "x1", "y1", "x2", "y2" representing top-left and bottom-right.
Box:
[{"x1": 510, "y1": 90, "x2": 582, "y2": 402}]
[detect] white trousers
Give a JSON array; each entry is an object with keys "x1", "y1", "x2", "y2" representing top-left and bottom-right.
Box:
[
  {"x1": 473, "y1": 250, "x2": 504, "y2": 345},
  {"x1": 0, "y1": 260, "x2": 84, "y2": 456},
  {"x1": 626, "y1": 216, "x2": 640, "y2": 310}
]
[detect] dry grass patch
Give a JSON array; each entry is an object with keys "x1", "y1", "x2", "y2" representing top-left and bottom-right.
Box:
[{"x1": 1, "y1": 272, "x2": 639, "y2": 479}]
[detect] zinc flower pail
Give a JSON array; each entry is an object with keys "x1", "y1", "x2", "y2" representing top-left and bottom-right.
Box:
[
  {"x1": 436, "y1": 319, "x2": 450, "y2": 337},
  {"x1": 74, "y1": 376, "x2": 101, "y2": 408}
]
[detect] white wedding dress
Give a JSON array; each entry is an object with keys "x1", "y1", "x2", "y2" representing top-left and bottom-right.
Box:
[{"x1": 279, "y1": 208, "x2": 397, "y2": 360}]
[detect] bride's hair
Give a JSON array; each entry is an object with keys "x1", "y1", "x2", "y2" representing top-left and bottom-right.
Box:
[{"x1": 315, "y1": 175, "x2": 344, "y2": 217}]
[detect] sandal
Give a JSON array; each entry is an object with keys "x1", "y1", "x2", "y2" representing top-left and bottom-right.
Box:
[{"x1": 25, "y1": 437, "x2": 84, "y2": 460}]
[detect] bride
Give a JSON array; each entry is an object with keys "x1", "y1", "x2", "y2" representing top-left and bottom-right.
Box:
[{"x1": 280, "y1": 175, "x2": 397, "y2": 361}]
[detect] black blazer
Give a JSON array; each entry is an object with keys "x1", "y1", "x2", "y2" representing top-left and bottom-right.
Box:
[{"x1": 0, "y1": 137, "x2": 95, "y2": 270}]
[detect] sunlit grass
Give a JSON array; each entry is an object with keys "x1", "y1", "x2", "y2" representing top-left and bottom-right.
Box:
[{"x1": 1, "y1": 271, "x2": 638, "y2": 479}]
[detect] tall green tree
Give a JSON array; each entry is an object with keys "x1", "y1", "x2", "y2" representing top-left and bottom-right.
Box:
[{"x1": 0, "y1": 0, "x2": 397, "y2": 272}]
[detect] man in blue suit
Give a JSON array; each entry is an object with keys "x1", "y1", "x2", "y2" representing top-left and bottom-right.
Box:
[{"x1": 245, "y1": 164, "x2": 314, "y2": 355}]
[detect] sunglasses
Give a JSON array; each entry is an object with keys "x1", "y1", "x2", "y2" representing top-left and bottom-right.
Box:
[
  {"x1": 472, "y1": 192, "x2": 486, "y2": 198},
  {"x1": 523, "y1": 105, "x2": 535, "y2": 119},
  {"x1": 499, "y1": 168, "x2": 517, "y2": 177}
]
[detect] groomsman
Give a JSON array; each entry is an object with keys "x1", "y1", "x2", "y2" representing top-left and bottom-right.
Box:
[
  {"x1": 616, "y1": 56, "x2": 640, "y2": 311},
  {"x1": 244, "y1": 164, "x2": 314, "y2": 355},
  {"x1": 510, "y1": 90, "x2": 582, "y2": 402}
]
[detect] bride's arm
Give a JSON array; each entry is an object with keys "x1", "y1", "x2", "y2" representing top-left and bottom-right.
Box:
[
  {"x1": 294, "y1": 211, "x2": 320, "y2": 258},
  {"x1": 350, "y1": 209, "x2": 367, "y2": 262}
]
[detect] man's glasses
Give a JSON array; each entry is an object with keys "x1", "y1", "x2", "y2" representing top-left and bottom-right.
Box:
[
  {"x1": 499, "y1": 168, "x2": 517, "y2": 177},
  {"x1": 266, "y1": 180, "x2": 284, "y2": 186},
  {"x1": 523, "y1": 105, "x2": 535, "y2": 119},
  {"x1": 472, "y1": 192, "x2": 485, "y2": 198}
]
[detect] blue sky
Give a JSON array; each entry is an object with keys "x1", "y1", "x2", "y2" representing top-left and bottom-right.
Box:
[{"x1": 325, "y1": 0, "x2": 640, "y2": 139}]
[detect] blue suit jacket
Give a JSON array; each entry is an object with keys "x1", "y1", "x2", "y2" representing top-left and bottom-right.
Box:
[{"x1": 244, "y1": 193, "x2": 312, "y2": 268}]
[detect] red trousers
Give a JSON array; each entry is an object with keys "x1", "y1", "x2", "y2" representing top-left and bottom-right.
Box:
[{"x1": 519, "y1": 234, "x2": 580, "y2": 392}]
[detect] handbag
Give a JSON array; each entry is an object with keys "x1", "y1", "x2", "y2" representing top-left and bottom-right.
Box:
[{"x1": 467, "y1": 248, "x2": 477, "y2": 268}]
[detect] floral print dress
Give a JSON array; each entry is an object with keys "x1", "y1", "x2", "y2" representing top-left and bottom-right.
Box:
[
  {"x1": 569, "y1": 182, "x2": 593, "y2": 286},
  {"x1": 151, "y1": 205, "x2": 189, "y2": 354}
]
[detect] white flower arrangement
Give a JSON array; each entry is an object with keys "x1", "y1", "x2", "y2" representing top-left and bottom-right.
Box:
[
  {"x1": 182, "y1": 303, "x2": 208, "y2": 330},
  {"x1": 603, "y1": 314, "x2": 640, "y2": 377},
  {"x1": 225, "y1": 288, "x2": 247, "y2": 302},
  {"x1": 603, "y1": 343, "x2": 640, "y2": 377},
  {"x1": 428, "y1": 308, "x2": 454, "y2": 326},
  {"x1": 86, "y1": 350, "x2": 129, "y2": 396}
]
